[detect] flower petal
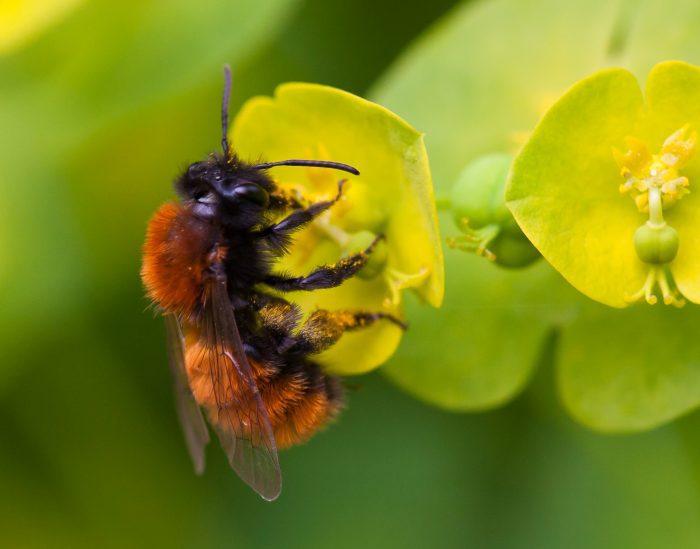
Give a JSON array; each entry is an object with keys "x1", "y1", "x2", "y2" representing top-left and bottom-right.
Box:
[
  {"x1": 231, "y1": 83, "x2": 443, "y2": 373},
  {"x1": 644, "y1": 61, "x2": 700, "y2": 303},
  {"x1": 506, "y1": 69, "x2": 647, "y2": 307},
  {"x1": 233, "y1": 83, "x2": 443, "y2": 306}
]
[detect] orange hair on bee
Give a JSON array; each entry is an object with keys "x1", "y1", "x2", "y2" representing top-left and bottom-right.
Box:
[
  {"x1": 182, "y1": 322, "x2": 343, "y2": 449},
  {"x1": 273, "y1": 384, "x2": 342, "y2": 448},
  {"x1": 141, "y1": 202, "x2": 220, "y2": 319}
]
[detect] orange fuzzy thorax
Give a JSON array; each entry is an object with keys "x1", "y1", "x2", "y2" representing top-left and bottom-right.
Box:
[{"x1": 141, "y1": 202, "x2": 219, "y2": 320}]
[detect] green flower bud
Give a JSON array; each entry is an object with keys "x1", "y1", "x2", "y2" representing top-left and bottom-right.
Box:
[
  {"x1": 488, "y1": 233, "x2": 541, "y2": 269},
  {"x1": 634, "y1": 222, "x2": 679, "y2": 265},
  {"x1": 449, "y1": 153, "x2": 539, "y2": 268},
  {"x1": 451, "y1": 154, "x2": 512, "y2": 229}
]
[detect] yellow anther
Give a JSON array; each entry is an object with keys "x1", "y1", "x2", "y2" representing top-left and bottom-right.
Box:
[
  {"x1": 615, "y1": 125, "x2": 696, "y2": 213},
  {"x1": 660, "y1": 124, "x2": 697, "y2": 168},
  {"x1": 613, "y1": 136, "x2": 651, "y2": 179}
]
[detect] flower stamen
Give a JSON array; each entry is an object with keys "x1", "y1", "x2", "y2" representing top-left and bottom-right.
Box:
[
  {"x1": 624, "y1": 266, "x2": 685, "y2": 307},
  {"x1": 446, "y1": 218, "x2": 498, "y2": 261},
  {"x1": 614, "y1": 125, "x2": 695, "y2": 307},
  {"x1": 614, "y1": 125, "x2": 696, "y2": 213}
]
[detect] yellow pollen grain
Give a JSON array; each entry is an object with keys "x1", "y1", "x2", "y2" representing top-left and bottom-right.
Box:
[{"x1": 614, "y1": 125, "x2": 697, "y2": 213}]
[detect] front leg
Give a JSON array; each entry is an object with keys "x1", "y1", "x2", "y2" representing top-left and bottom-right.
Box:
[
  {"x1": 257, "y1": 179, "x2": 347, "y2": 252},
  {"x1": 264, "y1": 235, "x2": 383, "y2": 292}
]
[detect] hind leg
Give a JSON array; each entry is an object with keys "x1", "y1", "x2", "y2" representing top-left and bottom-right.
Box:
[{"x1": 283, "y1": 309, "x2": 406, "y2": 355}]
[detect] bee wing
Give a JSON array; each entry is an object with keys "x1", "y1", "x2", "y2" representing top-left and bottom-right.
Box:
[
  {"x1": 200, "y1": 275, "x2": 282, "y2": 501},
  {"x1": 164, "y1": 313, "x2": 210, "y2": 475}
]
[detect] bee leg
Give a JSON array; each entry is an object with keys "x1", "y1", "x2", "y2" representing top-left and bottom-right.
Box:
[
  {"x1": 257, "y1": 180, "x2": 347, "y2": 248},
  {"x1": 253, "y1": 295, "x2": 303, "y2": 335},
  {"x1": 282, "y1": 309, "x2": 406, "y2": 355},
  {"x1": 264, "y1": 235, "x2": 383, "y2": 292}
]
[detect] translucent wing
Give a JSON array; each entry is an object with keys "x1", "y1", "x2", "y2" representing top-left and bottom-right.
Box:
[
  {"x1": 198, "y1": 274, "x2": 282, "y2": 501},
  {"x1": 164, "y1": 313, "x2": 210, "y2": 474}
]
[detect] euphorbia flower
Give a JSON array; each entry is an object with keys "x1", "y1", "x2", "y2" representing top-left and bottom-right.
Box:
[
  {"x1": 506, "y1": 61, "x2": 700, "y2": 308},
  {"x1": 231, "y1": 83, "x2": 444, "y2": 374}
]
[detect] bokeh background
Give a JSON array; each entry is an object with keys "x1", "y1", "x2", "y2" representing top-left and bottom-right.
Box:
[{"x1": 4, "y1": 0, "x2": 700, "y2": 547}]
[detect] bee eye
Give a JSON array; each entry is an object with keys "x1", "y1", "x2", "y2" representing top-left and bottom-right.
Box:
[{"x1": 231, "y1": 183, "x2": 269, "y2": 207}]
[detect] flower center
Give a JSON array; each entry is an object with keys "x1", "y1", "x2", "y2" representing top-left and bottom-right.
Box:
[
  {"x1": 615, "y1": 125, "x2": 696, "y2": 213},
  {"x1": 613, "y1": 125, "x2": 696, "y2": 307}
]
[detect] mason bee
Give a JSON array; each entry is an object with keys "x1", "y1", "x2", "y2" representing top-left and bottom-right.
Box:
[{"x1": 141, "y1": 67, "x2": 404, "y2": 501}]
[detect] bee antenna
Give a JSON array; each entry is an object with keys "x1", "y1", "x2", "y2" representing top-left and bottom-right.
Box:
[
  {"x1": 221, "y1": 65, "x2": 232, "y2": 157},
  {"x1": 252, "y1": 159, "x2": 360, "y2": 176}
]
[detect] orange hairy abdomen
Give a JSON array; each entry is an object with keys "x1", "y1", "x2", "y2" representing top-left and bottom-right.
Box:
[
  {"x1": 183, "y1": 324, "x2": 341, "y2": 448},
  {"x1": 141, "y1": 203, "x2": 218, "y2": 319}
]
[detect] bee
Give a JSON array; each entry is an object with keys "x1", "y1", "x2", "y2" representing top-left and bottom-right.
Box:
[{"x1": 141, "y1": 67, "x2": 404, "y2": 501}]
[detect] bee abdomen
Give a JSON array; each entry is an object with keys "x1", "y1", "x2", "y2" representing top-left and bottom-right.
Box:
[
  {"x1": 263, "y1": 361, "x2": 344, "y2": 449},
  {"x1": 182, "y1": 330, "x2": 344, "y2": 449}
]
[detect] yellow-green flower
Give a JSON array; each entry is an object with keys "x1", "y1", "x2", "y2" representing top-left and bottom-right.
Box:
[
  {"x1": 232, "y1": 83, "x2": 444, "y2": 374},
  {"x1": 506, "y1": 61, "x2": 700, "y2": 308}
]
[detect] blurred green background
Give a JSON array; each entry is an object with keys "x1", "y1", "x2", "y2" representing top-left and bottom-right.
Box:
[{"x1": 4, "y1": 0, "x2": 700, "y2": 547}]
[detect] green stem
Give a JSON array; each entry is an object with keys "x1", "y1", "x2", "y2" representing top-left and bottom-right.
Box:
[{"x1": 648, "y1": 186, "x2": 664, "y2": 226}]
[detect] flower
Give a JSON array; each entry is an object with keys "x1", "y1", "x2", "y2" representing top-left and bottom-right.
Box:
[
  {"x1": 506, "y1": 61, "x2": 700, "y2": 308},
  {"x1": 231, "y1": 83, "x2": 444, "y2": 374},
  {"x1": 371, "y1": 0, "x2": 700, "y2": 434}
]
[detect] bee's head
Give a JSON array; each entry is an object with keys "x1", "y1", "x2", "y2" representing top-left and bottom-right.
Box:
[
  {"x1": 175, "y1": 155, "x2": 273, "y2": 228},
  {"x1": 173, "y1": 65, "x2": 360, "y2": 229}
]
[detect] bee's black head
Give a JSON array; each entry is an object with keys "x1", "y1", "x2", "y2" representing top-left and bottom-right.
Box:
[
  {"x1": 173, "y1": 65, "x2": 360, "y2": 229},
  {"x1": 175, "y1": 155, "x2": 274, "y2": 228}
]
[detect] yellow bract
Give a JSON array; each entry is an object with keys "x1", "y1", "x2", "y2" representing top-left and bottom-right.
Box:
[
  {"x1": 507, "y1": 61, "x2": 700, "y2": 308},
  {"x1": 232, "y1": 83, "x2": 443, "y2": 374}
]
